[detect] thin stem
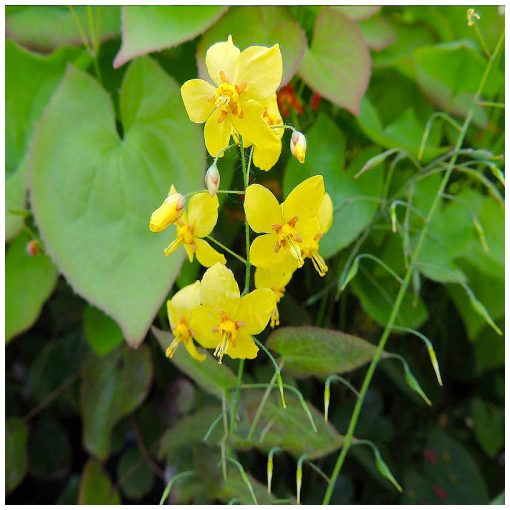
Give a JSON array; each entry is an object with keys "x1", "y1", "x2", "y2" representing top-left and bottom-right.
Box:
[
  {"x1": 478, "y1": 100, "x2": 505, "y2": 109},
  {"x1": 322, "y1": 28, "x2": 505, "y2": 505},
  {"x1": 159, "y1": 471, "x2": 194, "y2": 505},
  {"x1": 206, "y1": 235, "x2": 247, "y2": 264},
  {"x1": 229, "y1": 359, "x2": 245, "y2": 432},
  {"x1": 217, "y1": 190, "x2": 245, "y2": 195},
  {"x1": 247, "y1": 370, "x2": 278, "y2": 441}
]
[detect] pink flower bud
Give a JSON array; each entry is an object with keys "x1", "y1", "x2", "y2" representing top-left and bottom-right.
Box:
[
  {"x1": 205, "y1": 163, "x2": 220, "y2": 196},
  {"x1": 290, "y1": 131, "x2": 306, "y2": 164},
  {"x1": 26, "y1": 239, "x2": 40, "y2": 257}
]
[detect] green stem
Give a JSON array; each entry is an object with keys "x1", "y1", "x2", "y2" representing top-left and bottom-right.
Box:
[
  {"x1": 322, "y1": 28, "x2": 505, "y2": 505},
  {"x1": 229, "y1": 359, "x2": 245, "y2": 432},
  {"x1": 159, "y1": 471, "x2": 194, "y2": 505},
  {"x1": 206, "y1": 235, "x2": 247, "y2": 264}
]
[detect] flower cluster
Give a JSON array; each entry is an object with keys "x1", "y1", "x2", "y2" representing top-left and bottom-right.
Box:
[{"x1": 149, "y1": 36, "x2": 332, "y2": 364}]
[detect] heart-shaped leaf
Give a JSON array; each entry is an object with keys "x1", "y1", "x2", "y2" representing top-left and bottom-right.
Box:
[
  {"x1": 29, "y1": 58, "x2": 204, "y2": 346},
  {"x1": 80, "y1": 344, "x2": 153, "y2": 459},
  {"x1": 299, "y1": 7, "x2": 371, "y2": 115},
  {"x1": 266, "y1": 326, "x2": 376, "y2": 378},
  {"x1": 114, "y1": 6, "x2": 228, "y2": 68},
  {"x1": 196, "y1": 6, "x2": 307, "y2": 86}
]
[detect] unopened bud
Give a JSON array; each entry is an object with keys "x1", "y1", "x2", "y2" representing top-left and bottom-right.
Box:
[
  {"x1": 290, "y1": 131, "x2": 306, "y2": 164},
  {"x1": 26, "y1": 239, "x2": 40, "y2": 257},
  {"x1": 149, "y1": 185, "x2": 185, "y2": 232},
  {"x1": 467, "y1": 8, "x2": 480, "y2": 26},
  {"x1": 205, "y1": 163, "x2": 220, "y2": 196}
]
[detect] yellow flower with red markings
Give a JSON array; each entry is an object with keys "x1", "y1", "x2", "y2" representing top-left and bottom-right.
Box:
[
  {"x1": 163, "y1": 192, "x2": 226, "y2": 268},
  {"x1": 149, "y1": 185, "x2": 185, "y2": 232},
  {"x1": 254, "y1": 267, "x2": 293, "y2": 327},
  {"x1": 244, "y1": 175, "x2": 325, "y2": 272},
  {"x1": 181, "y1": 35, "x2": 282, "y2": 158},
  {"x1": 165, "y1": 281, "x2": 205, "y2": 362},
  {"x1": 300, "y1": 193, "x2": 333, "y2": 277},
  {"x1": 191, "y1": 263, "x2": 275, "y2": 363}
]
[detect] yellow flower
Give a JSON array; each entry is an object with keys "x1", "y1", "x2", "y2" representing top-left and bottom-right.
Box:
[
  {"x1": 166, "y1": 281, "x2": 205, "y2": 362},
  {"x1": 244, "y1": 175, "x2": 325, "y2": 272},
  {"x1": 244, "y1": 94, "x2": 283, "y2": 171},
  {"x1": 191, "y1": 263, "x2": 275, "y2": 363},
  {"x1": 254, "y1": 267, "x2": 293, "y2": 327},
  {"x1": 164, "y1": 192, "x2": 226, "y2": 268},
  {"x1": 300, "y1": 193, "x2": 333, "y2": 277},
  {"x1": 181, "y1": 35, "x2": 282, "y2": 158},
  {"x1": 149, "y1": 185, "x2": 185, "y2": 232}
]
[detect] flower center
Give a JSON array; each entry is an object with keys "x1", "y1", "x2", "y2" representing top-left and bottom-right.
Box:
[
  {"x1": 210, "y1": 71, "x2": 247, "y2": 123},
  {"x1": 166, "y1": 318, "x2": 192, "y2": 358},
  {"x1": 163, "y1": 223, "x2": 195, "y2": 256},
  {"x1": 272, "y1": 216, "x2": 304, "y2": 267},
  {"x1": 213, "y1": 312, "x2": 245, "y2": 364}
]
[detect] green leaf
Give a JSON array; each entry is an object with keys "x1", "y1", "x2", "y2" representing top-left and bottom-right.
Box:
[
  {"x1": 78, "y1": 458, "x2": 121, "y2": 504},
  {"x1": 360, "y1": 16, "x2": 396, "y2": 51},
  {"x1": 6, "y1": 161, "x2": 27, "y2": 243},
  {"x1": 152, "y1": 326, "x2": 237, "y2": 398},
  {"x1": 83, "y1": 305, "x2": 124, "y2": 357},
  {"x1": 117, "y1": 449, "x2": 155, "y2": 500},
  {"x1": 413, "y1": 41, "x2": 504, "y2": 127},
  {"x1": 197, "y1": 6, "x2": 307, "y2": 86},
  {"x1": 80, "y1": 345, "x2": 153, "y2": 459},
  {"x1": 284, "y1": 114, "x2": 384, "y2": 259},
  {"x1": 29, "y1": 58, "x2": 204, "y2": 346},
  {"x1": 299, "y1": 7, "x2": 371, "y2": 115},
  {"x1": 333, "y1": 6, "x2": 381, "y2": 20},
  {"x1": 232, "y1": 390, "x2": 343, "y2": 460},
  {"x1": 114, "y1": 6, "x2": 228, "y2": 68},
  {"x1": 6, "y1": 418, "x2": 28, "y2": 494},
  {"x1": 6, "y1": 233, "x2": 58, "y2": 343},
  {"x1": 6, "y1": 6, "x2": 120, "y2": 51},
  {"x1": 471, "y1": 398, "x2": 504, "y2": 458},
  {"x1": 28, "y1": 418, "x2": 72, "y2": 479},
  {"x1": 266, "y1": 326, "x2": 376, "y2": 378},
  {"x1": 56, "y1": 475, "x2": 81, "y2": 504}
]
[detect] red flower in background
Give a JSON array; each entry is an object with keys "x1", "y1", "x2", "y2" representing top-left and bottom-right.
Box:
[
  {"x1": 311, "y1": 92, "x2": 322, "y2": 111},
  {"x1": 277, "y1": 84, "x2": 303, "y2": 117}
]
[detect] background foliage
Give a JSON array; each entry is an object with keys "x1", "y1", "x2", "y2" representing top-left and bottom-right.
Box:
[{"x1": 5, "y1": 5, "x2": 504, "y2": 504}]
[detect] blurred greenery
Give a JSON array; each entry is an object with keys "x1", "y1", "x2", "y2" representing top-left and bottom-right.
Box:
[{"x1": 5, "y1": 4, "x2": 504, "y2": 505}]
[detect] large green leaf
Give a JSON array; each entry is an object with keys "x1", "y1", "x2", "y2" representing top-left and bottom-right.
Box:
[
  {"x1": 29, "y1": 58, "x2": 204, "y2": 346},
  {"x1": 6, "y1": 418, "x2": 28, "y2": 494},
  {"x1": 80, "y1": 344, "x2": 153, "y2": 459},
  {"x1": 299, "y1": 7, "x2": 371, "y2": 115},
  {"x1": 232, "y1": 390, "x2": 343, "y2": 460},
  {"x1": 266, "y1": 326, "x2": 376, "y2": 378},
  {"x1": 197, "y1": 6, "x2": 307, "y2": 86},
  {"x1": 83, "y1": 305, "x2": 124, "y2": 357},
  {"x1": 152, "y1": 326, "x2": 237, "y2": 398},
  {"x1": 359, "y1": 15, "x2": 396, "y2": 51},
  {"x1": 78, "y1": 458, "x2": 121, "y2": 504},
  {"x1": 333, "y1": 6, "x2": 381, "y2": 20},
  {"x1": 283, "y1": 114, "x2": 383, "y2": 259},
  {"x1": 117, "y1": 449, "x2": 155, "y2": 501},
  {"x1": 6, "y1": 6, "x2": 120, "y2": 51},
  {"x1": 6, "y1": 233, "x2": 58, "y2": 343},
  {"x1": 114, "y1": 6, "x2": 228, "y2": 68}
]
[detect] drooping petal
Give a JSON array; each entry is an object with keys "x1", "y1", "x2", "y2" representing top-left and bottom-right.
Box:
[
  {"x1": 252, "y1": 138, "x2": 282, "y2": 171},
  {"x1": 236, "y1": 288, "x2": 275, "y2": 335},
  {"x1": 183, "y1": 338, "x2": 206, "y2": 362},
  {"x1": 190, "y1": 305, "x2": 221, "y2": 348},
  {"x1": 233, "y1": 45, "x2": 282, "y2": 101},
  {"x1": 249, "y1": 233, "x2": 298, "y2": 271},
  {"x1": 231, "y1": 100, "x2": 279, "y2": 150},
  {"x1": 183, "y1": 243, "x2": 195, "y2": 263},
  {"x1": 187, "y1": 192, "x2": 219, "y2": 237},
  {"x1": 226, "y1": 330, "x2": 259, "y2": 360},
  {"x1": 244, "y1": 184, "x2": 283, "y2": 234},
  {"x1": 167, "y1": 281, "x2": 201, "y2": 327},
  {"x1": 283, "y1": 175, "x2": 325, "y2": 223},
  {"x1": 206, "y1": 34, "x2": 241, "y2": 85},
  {"x1": 194, "y1": 238, "x2": 226, "y2": 267},
  {"x1": 254, "y1": 267, "x2": 293, "y2": 290},
  {"x1": 200, "y1": 262, "x2": 240, "y2": 316},
  {"x1": 180, "y1": 79, "x2": 216, "y2": 123},
  {"x1": 319, "y1": 193, "x2": 334, "y2": 234},
  {"x1": 204, "y1": 108, "x2": 232, "y2": 157}
]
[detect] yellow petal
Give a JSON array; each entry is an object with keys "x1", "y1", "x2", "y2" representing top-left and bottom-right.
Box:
[
  {"x1": 231, "y1": 100, "x2": 279, "y2": 149},
  {"x1": 180, "y1": 79, "x2": 216, "y2": 123},
  {"x1": 252, "y1": 138, "x2": 282, "y2": 171},
  {"x1": 283, "y1": 175, "x2": 325, "y2": 223},
  {"x1": 188, "y1": 192, "x2": 219, "y2": 237},
  {"x1": 204, "y1": 108, "x2": 232, "y2": 157},
  {"x1": 201, "y1": 262, "x2": 240, "y2": 316},
  {"x1": 264, "y1": 94, "x2": 284, "y2": 139},
  {"x1": 194, "y1": 238, "x2": 226, "y2": 267},
  {"x1": 183, "y1": 243, "x2": 195, "y2": 262},
  {"x1": 206, "y1": 34, "x2": 241, "y2": 85},
  {"x1": 254, "y1": 267, "x2": 293, "y2": 290},
  {"x1": 249, "y1": 233, "x2": 299, "y2": 271},
  {"x1": 183, "y1": 338, "x2": 206, "y2": 362},
  {"x1": 149, "y1": 193, "x2": 185, "y2": 232},
  {"x1": 233, "y1": 45, "x2": 282, "y2": 100},
  {"x1": 236, "y1": 288, "x2": 275, "y2": 335},
  {"x1": 226, "y1": 330, "x2": 259, "y2": 360},
  {"x1": 167, "y1": 281, "x2": 201, "y2": 327},
  {"x1": 244, "y1": 184, "x2": 283, "y2": 234},
  {"x1": 319, "y1": 193, "x2": 334, "y2": 234},
  {"x1": 190, "y1": 305, "x2": 221, "y2": 348}
]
